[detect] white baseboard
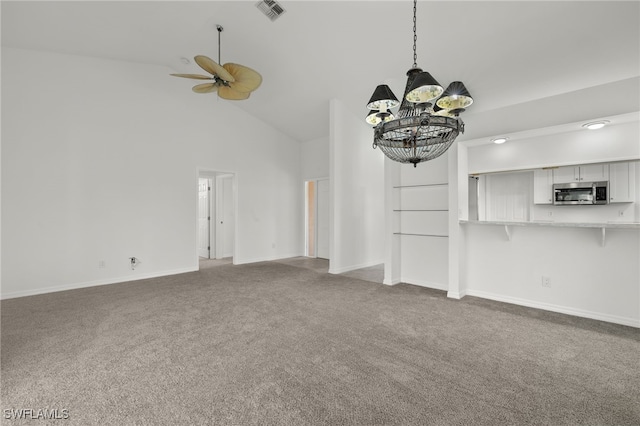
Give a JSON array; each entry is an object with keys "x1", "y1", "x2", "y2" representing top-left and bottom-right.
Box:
[
  {"x1": 1, "y1": 266, "x2": 198, "y2": 300},
  {"x1": 400, "y1": 277, "x2": 448, "y2": 292},
  {"x1": 328, "y1": 259, "x2": 384, "y2": 275},
  {"x1": 383, "y1": 278, "x2": 401, "y2": 286},
  {"x1": 447, "y1": 290, "x2": 467, "y2": 299},
  {"x1": 466, "y1": 289, "x2": 640, "y2": 328},
  {"x1": 233, "y1": 253, "x2": 303, "y2": 266}
]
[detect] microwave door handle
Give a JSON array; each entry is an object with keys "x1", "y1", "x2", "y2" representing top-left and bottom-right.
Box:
[{"x1": 593, "y1": 185, "x2": 597, "y2": 203}]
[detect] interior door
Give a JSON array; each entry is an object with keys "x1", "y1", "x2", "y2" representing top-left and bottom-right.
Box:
[
  {"x1": 215, "y1": 175, "x2": 235, "y2": 259},
  {"x1": 197, "y1": 178, "x2": 210, "y2": 258},
  {"x1": 316, "y1": 178, "x2": 330, "y2": 259}
]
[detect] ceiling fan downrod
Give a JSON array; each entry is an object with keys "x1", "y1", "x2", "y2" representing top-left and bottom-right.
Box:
[{"x1": 216, "y1": 25, "x2": 223, "y2": 66}]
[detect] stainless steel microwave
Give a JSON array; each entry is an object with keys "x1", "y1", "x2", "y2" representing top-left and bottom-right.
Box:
[{"x1": 553, "y1": 181, "x2": 609, "y2": 205}]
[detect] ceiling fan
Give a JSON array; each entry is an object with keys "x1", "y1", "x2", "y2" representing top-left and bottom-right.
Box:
[{"x1": 171, "y1": 25, "x2": 262, "y2": 100}]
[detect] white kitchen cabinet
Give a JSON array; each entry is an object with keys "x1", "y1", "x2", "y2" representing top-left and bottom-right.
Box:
[
  {"x1": 533, "y1": 169, "x2": 554, "y2": 204},
  {"x1": 553, "y1": 164, "x2": 609, "y2": 183},
  {"x1": 581, "y1": 164, "x2": 609, "y2": 181},
  {"x1": 609, "y1": 162, "x2": 636, "y2": 203},
  {"x1": 552, "y1": 166, "x2": 578, "y2": 183}
]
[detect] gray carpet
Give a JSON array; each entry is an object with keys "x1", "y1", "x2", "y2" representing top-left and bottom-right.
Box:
[{"x1": 1, "y1": 261, "x2": 639, "y2": 425}]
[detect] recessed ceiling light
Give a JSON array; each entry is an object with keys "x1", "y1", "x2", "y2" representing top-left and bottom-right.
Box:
[
  {"x1": 491, "y1": 137, "x2": 508, "y2": 144},
  {"x1": 180, "y1": 57, "x2": 191, "y2": 65},
  {"x1": 582, "y1": 120, "x2": 609, "y2": 130}
]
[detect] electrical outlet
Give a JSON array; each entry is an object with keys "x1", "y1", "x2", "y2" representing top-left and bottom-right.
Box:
[
  {"x1": 547, "y1": 211, "x2": 553, "y2": 217},
  {"x1": 542, "y1": 276, "x2": 551, "y2": 288},
  {"x1": 98, "y1": 260, "x2": 106, "y2": 269},
  {"x1": 618, "y1": 210, "x2": 625, "y2": 217},
  {"x1": 129, "y1": 257, "x2": 141, "y2": 270}
]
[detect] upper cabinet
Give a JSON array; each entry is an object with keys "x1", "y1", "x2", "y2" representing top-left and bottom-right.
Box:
[
  {"x1": 533, "y1": 169, "x2": 554, "y2": 204},
  {"x1": 532, "y1": 161, "x2": 636, "y2": 205},
  {"x1": 609, "y1": 162, "x2": 636, "y2": 203},
  {"x1": 553, "y1": 164, "x2": 609, "y2": 183}
]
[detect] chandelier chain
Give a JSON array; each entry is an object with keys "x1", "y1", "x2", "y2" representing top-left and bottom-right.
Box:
[{"x1": 412, "y1": 0, "x2": 417, "y2": 68}]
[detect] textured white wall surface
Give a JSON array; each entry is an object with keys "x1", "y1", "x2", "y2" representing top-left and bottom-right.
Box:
[
  {"x1": 329, "y1": 99, "x2": 384, "y2": 274},
  {"x1": 1, "y1": 47, "x2": 303, "y2": 298}
]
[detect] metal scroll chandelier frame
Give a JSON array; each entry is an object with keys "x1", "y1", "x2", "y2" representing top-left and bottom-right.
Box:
[{"x1": 365, "y1": 0, "x2": 474, "y2": 167}]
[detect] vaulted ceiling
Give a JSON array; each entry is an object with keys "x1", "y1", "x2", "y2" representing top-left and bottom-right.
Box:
[{"x1": 2, "y1": 1, "x2": 639, "y2": 143}]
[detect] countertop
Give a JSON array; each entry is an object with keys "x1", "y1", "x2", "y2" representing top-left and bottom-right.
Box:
[{"x1": 459, "y1": 220, "x2": 640, "y2": 229}]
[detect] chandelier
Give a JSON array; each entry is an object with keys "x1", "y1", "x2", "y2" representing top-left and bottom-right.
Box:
[{"x1": 365, "y1": 0, "x2": 473, "y2": 167}]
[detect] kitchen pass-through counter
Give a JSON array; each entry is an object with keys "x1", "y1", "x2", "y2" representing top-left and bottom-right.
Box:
[{"x1": 460, "y1": 219, "x2": 640, "y2": 246}]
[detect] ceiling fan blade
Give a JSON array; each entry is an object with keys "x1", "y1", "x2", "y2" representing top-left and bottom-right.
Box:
[
  {"x1": 223, "y1": 63, "x2": 262, "y2": 93},
  {"x1": 192, "y1": 83, "x2": 219, "y2": 94},
  {"x1": 170, "y1": 73, "x2": 214, "y2": 80},
  {"x1": 218, "y1": 86, "x2": 250, "y2": 100},
  {"x1": 194, "y1": 55, "x2": 235, "y2": 83}
]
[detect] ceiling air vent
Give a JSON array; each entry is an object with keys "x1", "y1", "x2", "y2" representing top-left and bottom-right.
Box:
[{"x1": 256, "y1": 0, "x2": 286, "y2": 21}]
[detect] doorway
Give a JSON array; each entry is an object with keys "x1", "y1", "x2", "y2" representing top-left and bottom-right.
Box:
[
  {"x1": 305, "y1": 178, "x2": 329, "y2": 260},
  {"x1": 197, "y1": 170, "x2": 236, "y2": 266},
  {"x1": 197, "y1": 178, "x2": 212, "y2": 258}
]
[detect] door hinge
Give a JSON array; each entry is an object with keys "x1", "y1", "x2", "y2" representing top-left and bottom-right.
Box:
[
  {"x1": 208, "y1": 186, "x2": 211, "y2": 191},
  {"x1": 207, "y1": 246, "x2": 210, "y2": 250},
  {"x1": 208, "y1": 216, "x2": 211, "y2": 220}
]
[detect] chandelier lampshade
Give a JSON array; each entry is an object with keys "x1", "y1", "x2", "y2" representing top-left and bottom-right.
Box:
[
  {"x1": 405, "y1": 70, "x2": 444, "y2": 103},
  {"x1": 436, "y1": 81, "x2": 474, "y2": 113},
  {"x1": 366, "y1": 109, "x2": 395, "y2": 126},
  {"x1": 432, "y1": 104, "x2": 455, "y2": 117},
  {"x1": 366, "y1": 84, "x2": 400, "y2": 111},
  {"x1": 365, "y1": 0, "x2": 473, "y2": 167}
]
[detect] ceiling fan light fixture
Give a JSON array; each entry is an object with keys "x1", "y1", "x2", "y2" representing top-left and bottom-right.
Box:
[{"x1": 170, "y1": 25, "x2": 262, "y2": 101}]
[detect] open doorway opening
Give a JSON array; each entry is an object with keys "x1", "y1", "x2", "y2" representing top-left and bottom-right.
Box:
[
  {"x1": 197, "y1": 170, "x2": 236, "y2": 269},
  {"x1": 305, "y1": 178, "x2": 329, "y2": 259}
]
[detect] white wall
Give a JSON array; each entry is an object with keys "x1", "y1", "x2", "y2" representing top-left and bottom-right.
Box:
[
  {"x1": 301, "y1": 136, "x2": 329, "y2": 181},
  {"x1": 461, "y1": 117, "x2": 640, "y2": 326},
  {"x1": 467, "y1": 119, "x2": 640, "y2": 174},
  {"x1": 1, "y1": 47, "x2": 302, "y2": 298},
  {"x1": 395, "y1": 154, "x2": 450, "y2": 290},
  {"x1": 464, "y1": 224, "x2": 640, "y2": 327},
  {"x1": 329, "y1": 99, "x2": 384, "y2": 273}
]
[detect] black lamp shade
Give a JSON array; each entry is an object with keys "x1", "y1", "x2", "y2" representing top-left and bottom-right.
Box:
[
  {"x1": 366, "y1": 85, "x2": 400, "y2": 110},
  {"x1": 432, "y1": 104, "x2": 455, "y2": 117},
  {"x1": 366, "y1": 109, "x2": 394, "y2": 126},
  {"x1": 405, "y1": 72, "x2": 444, "y2": 103},
  {"x1": 436, "y1": 81, "x2": 473, "y2": 112}
]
